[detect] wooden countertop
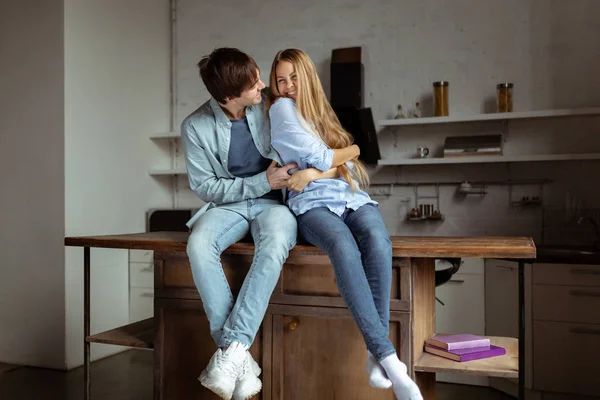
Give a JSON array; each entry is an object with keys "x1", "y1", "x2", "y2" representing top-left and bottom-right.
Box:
[{"x1": 65, "y1": 231, "x2": 535, "y2": 259}]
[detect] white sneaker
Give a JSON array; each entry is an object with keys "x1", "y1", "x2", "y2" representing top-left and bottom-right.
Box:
[
  {"x1": 233, "y1": 352, "x2": 262, "y2": 400},
  {"x1": 199, "y1": 342, "x2": 247, "y2": 400},
  {"x1": 248, "y1": 351, "x2": 261, "y2": 376}
]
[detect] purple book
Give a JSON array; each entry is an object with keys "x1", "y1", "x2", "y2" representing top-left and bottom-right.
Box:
[
  {"x1": 425, "y1": 334, "x2": 490, "y2": 350},
  {"x1": 424, "y1": 344, "x2": 506, "y2": 362}
]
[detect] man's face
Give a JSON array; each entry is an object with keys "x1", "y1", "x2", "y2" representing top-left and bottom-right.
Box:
[{"x1": 229, "y1": 70, "x2": 265, "y2": 107}]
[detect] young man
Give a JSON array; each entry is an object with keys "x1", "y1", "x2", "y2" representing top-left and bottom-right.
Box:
[{"x1": 181, "y1": 48, "x2": 334, "y2": 400}]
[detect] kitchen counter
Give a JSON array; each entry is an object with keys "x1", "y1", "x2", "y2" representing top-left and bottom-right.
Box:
[{"x1": 536, "y1": 245, "x2": 600, "y2": 265}]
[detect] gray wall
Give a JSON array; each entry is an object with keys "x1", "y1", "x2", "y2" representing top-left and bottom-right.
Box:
[
  {"x1": 174, "y1": 0, "x2": 600, "y2": 122},
  {"x1": 172, "y1": 0, "x2": 600, "y2": 244},
  {"x1": 0, "y1": 0, "x2": 66, "y2": 368}
]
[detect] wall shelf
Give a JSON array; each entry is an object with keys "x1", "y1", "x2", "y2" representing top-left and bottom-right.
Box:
[
  {"x1": 86, "y1": 318, "x2": 154, "y2": 349},
  {"x1": 415, "y1": 336, "x2": 518, "y2": 378},
  {"x1": 378, "y1": 107, "x2": 600, "y2": 127},
  {"x1": 149, "y1": 167, "x2": 187, "y2": 176},
  {"x1": 378, "y1": 153, "x2": 600, "y2": 166},
  {"x1": 150, "y1": 132, "x2": 179, "y2": 140}
]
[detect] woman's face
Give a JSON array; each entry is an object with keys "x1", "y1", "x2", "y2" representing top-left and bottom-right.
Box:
[{"x1": 275, "y1": 60, "x2": 297, "y2": 100}]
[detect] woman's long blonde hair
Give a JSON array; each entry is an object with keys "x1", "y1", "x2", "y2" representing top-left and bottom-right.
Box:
[{"x1": 266, "y1": 48, "x2": 369, "y2": 190}]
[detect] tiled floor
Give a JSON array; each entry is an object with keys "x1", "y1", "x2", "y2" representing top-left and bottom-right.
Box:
[{"x1": 0, "y1": 350, "x2": 514, "y2": 400}]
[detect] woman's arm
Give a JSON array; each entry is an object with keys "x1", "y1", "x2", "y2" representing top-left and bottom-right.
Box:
[
  {"x1": 288, "y1": 167, "x2": 339, "y2": 192},
  {"x1": 331, "y1": 144, "x2": 360, "y2": 167},
  {"x1": 270, "y1": 98, "x2": 335, "y2": 172}
]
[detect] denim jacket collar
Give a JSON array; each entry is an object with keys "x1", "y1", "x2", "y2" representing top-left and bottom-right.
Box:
[
  {"x1": 209, "y1": 97, "x2": 232, "y2": 128},
  {"x1": 208, "y1": 97, "x2": 275, "y2": 163}
]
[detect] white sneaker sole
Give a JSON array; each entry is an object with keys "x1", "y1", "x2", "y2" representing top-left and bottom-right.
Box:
[
  {"x1": 199, "y1": 369, "x2": 236, "y2": 400},
  {"x1": 233, "y1": 377, "x2": 262, "y2": 400}
]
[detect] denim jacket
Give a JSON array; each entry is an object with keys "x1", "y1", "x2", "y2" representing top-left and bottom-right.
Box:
[{"x1": 181, "y1": 93, "x2": 283, "y2": 228}]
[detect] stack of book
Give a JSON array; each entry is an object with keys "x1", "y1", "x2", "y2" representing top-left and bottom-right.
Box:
[{"x1": 424, "y1": 334, "x2": 506, "y2": 362}]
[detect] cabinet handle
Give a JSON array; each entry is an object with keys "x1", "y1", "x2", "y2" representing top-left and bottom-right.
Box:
[
  {"x1": 288, "y1": 319, "x2": 300, "y2": 331},
  {"x1": 571, "y1": 327, "x2": 600, "y2": 335},
  {"x1": 570, "y1": 269, "x2": 600, "y2": 276},
  {"x1": 141, "y1": 266, "x2": 154, "y2": 273},
  {"x1": 495, "y1": 265, "x2": 515, "y2": 271},
  {"x1": 569, "y1": 290, "x2": 600, "y2": 298},
  {"x1": 449, "y1": 279, "x2": 465, "y2": 283},
  {"x1": 141, "y1": 292, "x2": 154, "y2": 298}
]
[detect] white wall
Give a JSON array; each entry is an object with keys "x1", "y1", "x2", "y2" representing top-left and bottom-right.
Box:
[
  {"x1": 0, "y1": 0, "x2": 66, "y2": 369},
  {"x1": 172, "y1": 0, "x2": 600, "y2": 244},
  {"x1": 64, "y1": 0, "x2": 171, "y2": 368},
  {"x1": 0, "y1": 0, "x2": 170, "y2": 369}
]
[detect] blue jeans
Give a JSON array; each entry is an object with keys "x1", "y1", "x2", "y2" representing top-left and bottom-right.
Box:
[
  {"x1": 187, "y1": 198, "x2": 297, "y2": 348},
  {"x1": 297, "y1": 204, "x2": 395, "y2": 361}
]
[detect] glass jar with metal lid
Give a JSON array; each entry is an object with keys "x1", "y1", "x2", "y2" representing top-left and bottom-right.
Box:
[
  {"x1": 497, "y1": 83, "x2": 513, "y2": 112},
  {"x1": 433, "y1": 81, "x2": 449, "y2": 116}
]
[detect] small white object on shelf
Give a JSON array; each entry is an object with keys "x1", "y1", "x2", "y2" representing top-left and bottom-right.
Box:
[
  {"x1": 378, "y1": 153, "x2": 600, "y2": 166},
  {"x1": 378, "y1": 107, "x2": 600, "y2": 127},
  {"x1": 149, "y1": 167, "x2": 187, "y2": 176}
]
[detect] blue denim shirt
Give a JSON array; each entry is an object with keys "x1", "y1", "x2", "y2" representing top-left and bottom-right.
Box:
[
  {"x1": 269, "y1": 97, "x2": 376, "y2": 217},
  {"x1": 181, "y1": 93, "x2": 284, "y2": 228}
]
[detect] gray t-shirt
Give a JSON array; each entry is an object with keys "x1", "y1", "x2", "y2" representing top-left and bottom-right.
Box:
[{"x1": 228, "y1": 116, "x2": 280, "y2": 200}]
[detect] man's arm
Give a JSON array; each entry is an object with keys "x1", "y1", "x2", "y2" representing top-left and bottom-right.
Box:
[{"x1": 182, "y1": 121, "x2": 294, "y2": 204}]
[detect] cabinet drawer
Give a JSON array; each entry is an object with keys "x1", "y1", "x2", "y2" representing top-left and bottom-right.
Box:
[
  {"x1": 272, "y1": 255, "x2": 407, "y2": 310},
  {"x1": 533, "y1": 263, "x2": 600, "y2": 287},
  {"x1": 533, "y1": 284, "x2": 600, "y2": 324},
  {"x1": 438, "y1": 258, "x2": 484, "y2": 275},
  {"x1": 157, "y1": 252, "x2": 409, "y2": 309},
  {"x1": 129, "y1": 287, "x2": 154, "y2": 322},
  {"x1": 130, "y1": 262, "x2": 154, "y2": 288},
  {"x1": 534, "y1": 320, "x2": 600, "y2": 397}
]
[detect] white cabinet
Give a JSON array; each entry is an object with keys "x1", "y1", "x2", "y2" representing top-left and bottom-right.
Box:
[
  {"x1": 532, "y1": 263, "x2": 600, "y2": 398},
  {"x1": 129, "y1": 249, "x2": 154, "y2": 322},
  {"x1": 435, "y1": 258, "x2": 488, "y2": 386},
  {"x1": 485, "y1": 259, "x2": 534, "y2": 394}
]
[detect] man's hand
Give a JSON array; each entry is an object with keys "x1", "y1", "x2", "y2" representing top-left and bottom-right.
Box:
[
  {"x1": 287, "y1": 169, "x2": 317, "y2": 192},
  {"x1": 266, "y1": 160, "x2": 297, "y2": 190}
]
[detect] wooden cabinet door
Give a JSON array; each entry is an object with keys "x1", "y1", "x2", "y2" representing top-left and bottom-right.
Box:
[
  {"x1": 154, "y1": 300, "x2": 265, "y2": 400},
  {"x1": 269, "y1": 306, "x2": 410, "y2": 400}
]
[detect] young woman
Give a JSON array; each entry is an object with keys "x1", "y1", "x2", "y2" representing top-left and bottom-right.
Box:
[{"x1": 267, "y1": 48, "x2": 423, "y2": 400}]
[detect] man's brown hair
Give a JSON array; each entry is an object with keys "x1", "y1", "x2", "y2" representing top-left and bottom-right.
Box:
[{"x1": 198, "y1": 48, "x2": 260, "y2": 104}]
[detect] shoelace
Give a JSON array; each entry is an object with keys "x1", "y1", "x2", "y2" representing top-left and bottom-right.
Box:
[
  {"x1": 216, "y1": 351, "x2": 242, "y2": 378},
  {"x1": 240, "y1": 357, "x2": 251, "y2": 374}
]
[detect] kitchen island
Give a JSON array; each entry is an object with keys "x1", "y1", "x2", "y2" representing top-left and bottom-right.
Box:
[{"x1": 65, "y1": 232, "x2": 535, "y2": 400}]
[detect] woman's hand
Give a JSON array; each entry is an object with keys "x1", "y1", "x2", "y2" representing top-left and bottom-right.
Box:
[{"x1": 287, "y1": 168, "x2": 317, "y2": 192}]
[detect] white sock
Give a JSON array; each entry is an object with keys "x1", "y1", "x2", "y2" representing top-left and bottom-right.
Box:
[
  {"x1": 365, "y1": 352, "x2": 392, "y2": 389},
  {"x1": 379, "y1": 354, "x2": 423, "y2": 400}
]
